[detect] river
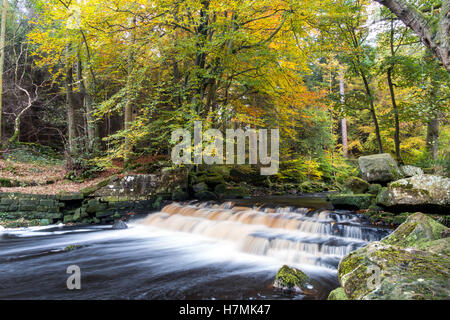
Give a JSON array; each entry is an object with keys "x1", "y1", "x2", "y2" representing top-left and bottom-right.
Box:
[{"x1": 0, "y1": 196, "x2": 391, "y2": 300}]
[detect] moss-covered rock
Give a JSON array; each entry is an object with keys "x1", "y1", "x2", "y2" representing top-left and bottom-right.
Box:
[
  {"x1": 400, "y1": 165, "x2": 424, "y2": 178},
  {"x1": 273, "y1": 265, "x2": 312, "y2": 292},
  {"x1": 358, "y1": 153, "x2": 403, "y2": 183},
  {"x1": 368, "y1": 184, "x2": 383, "y2": 195},
  {"x1": 327, "y1": 287, "x2": 349, "y2": 300},
  {"x1": 172, "y1": 190, "x2": 190, "y2": 201},
  {"x1": 214, "y1": 184, "x2": 249, "y2": 199},
  {"x1": 376, "y1": 175, "x2": 450, "y2": 214},
  {"x1": 80, "y1": 175, "x2": 118, "y2": 197},
  {"x1": 328, "y1": 194, "x2": 375, "y2": 210},
  {"x1": 382, "y1": 212, "x2": 447, "y2": 248},
  {"x1": 344, "y1": 176, "x2": 370, "y2": 194},
  {"x1": 338, "y1": 213, "x2": 450, "y2": 300}
]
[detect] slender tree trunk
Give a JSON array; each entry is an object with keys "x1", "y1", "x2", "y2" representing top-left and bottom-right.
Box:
[
  {"x1": 77, "y1": 53, "x2": 96, "y2": 152},
  {"x1": 65, "y1": 44, "x2": 77, "y2": 155},
  {"x1": 426, "y1": 115, "x2": 439, "y2": 161},
  {"x1": 387, "y1": 18, "x2": 402, "y2": 163},
  {"x1": 360, "y1": 70, "x2": 384, "y2": 153},
  {"x1": 0, "y1": 0, "x2": 7, "y2": 145},
  {"x1": 124, "y1": 17, "x2": 136, "y2": 165},
  {"x1": 387, "y1": 67, "x2": 402, "y2": 162},
  {"x1": 339, "y1": 66, "x2": 348, "y2": 158}
]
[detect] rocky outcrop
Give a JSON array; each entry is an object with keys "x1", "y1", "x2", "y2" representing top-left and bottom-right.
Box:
[
  {"x1": 376, "y1": 175, "x2": 450, "y2": 214},
  {"x1": 0, "y1": 169, "x2": 188, "y2": 227},
  {"x1": 94, "y1": 169, "x2": 188, "y2": 199},
  {"x1": 358, "y1": 154, "x2": 403, "y2": 183},
  {"x1": 273, "y1": 265, "x2": 313, "y2": 293},
  {"x1": 400, "y1": 165, "x2": 424, "y2": 178},
  {"x1": 338, "y1": 213, "x2": 450, "y2": 300}
]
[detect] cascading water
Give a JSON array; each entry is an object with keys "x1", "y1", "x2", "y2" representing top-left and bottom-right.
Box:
[
  {"x1": 140, "y1": 202, "x2": 391, "y2": 270},
  {"x1": 0, "y1": 198, "x2": 392, "y2": 300}
]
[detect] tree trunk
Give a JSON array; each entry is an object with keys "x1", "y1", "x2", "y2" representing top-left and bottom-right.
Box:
[
  {"x1": 426, "y1": 115, "x2": 439, "y2": 161},
  {"x1": 339, "y1": 66, "x2": 348, "y2": 158},
  {"x1": 387, "y1": 67, "x2": 402, "y2": 163},
  {"x1": 65, "y1": 44, "x2": 77, "y2": 155},
  {"x1": 77, "y1": 53, "x2": 96, "y2": 152},
  {"x1": 124, "y1": 17, "x2": 136, "y2": 165},
  {"x1": 360, "y1": 69, "x2": 384, "y2": 153},
  {"x1": 387, "y1": 18, "x2": 402, "y2": 163},
  {"x1": 0, "y1": 0, "x2": 7, "y2": 145},
  {"x1": 374, "y1": 0, "x2": 450, "y2": 72}
]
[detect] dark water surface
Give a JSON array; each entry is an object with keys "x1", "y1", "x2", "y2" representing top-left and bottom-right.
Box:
[{"x1": 0, "y1": 196, "x2": 391, "y2": 300}]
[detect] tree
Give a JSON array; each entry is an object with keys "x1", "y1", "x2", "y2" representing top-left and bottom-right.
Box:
[
  {"x1": 321, "y1": 0, "x2": 384, "y2": 153},
  {"x1": 0, "y1": 0, "x2": 7, "y2": 145},
  {"x1": 374, "y1": 0, "x2": 450, "y2": 72}
]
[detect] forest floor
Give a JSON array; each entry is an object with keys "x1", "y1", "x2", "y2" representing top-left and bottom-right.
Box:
[
  {"x1": 0, "y1": 158, "x2": 119, "y2": 194},
  {"x1": 0, "y1": 143, "x2": 122, "y2": 195}
]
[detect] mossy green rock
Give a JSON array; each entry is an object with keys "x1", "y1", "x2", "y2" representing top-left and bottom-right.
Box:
[
  {"x1": 172, "y1": 190, "x2": 190, "y2": 201},
  {"x1": 273, "y1": 265, "x2": 311, "y2": 292},
  {"x1": 358, "y1": 153, "x2": 403, "y2": 183},
  {"x1": 338, "y1": 213, "x2": 450, "y2": 300},
  {"x1": 344, "y1": 176, "x2": 370, "y2": 194},
  {"x1": 215, "y1": 184, "x2": 249, "y2": 199},
  {"x1": 328, "y1": 194, "x2": 375, "y2": 210},
  {"x1": 327, "y1": 287, "x2": 349, "y2": 300},
  {"x1": 376, "y1": 175, "x2": 450, "y2": 214},
  {"x1": 368, "y1": 184, "x2": 382, "y2": 195}
]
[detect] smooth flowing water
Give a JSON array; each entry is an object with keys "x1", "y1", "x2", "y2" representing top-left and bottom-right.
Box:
[{"x1": 0, "y1": 199, "x2": 391, "y2": 300}]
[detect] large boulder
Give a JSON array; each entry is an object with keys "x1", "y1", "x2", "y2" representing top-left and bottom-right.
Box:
[
  {"x1": 338, "y1": 213, "x2": 450, "y2": 300},
  {"x1": 358, "y1": 154, "x2": 403, "y2": 183},
  {"x1": 400, "y1": 165, "x2": 424, "y2": 178},
  {"x1": 376, "y1": 175, "x2": 450, "y2": 214}
]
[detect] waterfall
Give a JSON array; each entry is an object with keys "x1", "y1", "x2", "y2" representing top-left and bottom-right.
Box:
[{"x1": 139, "y1": 202, "x2": 391, "y2": 270}]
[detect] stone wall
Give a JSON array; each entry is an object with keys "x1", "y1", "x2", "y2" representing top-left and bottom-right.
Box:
[{"x1": 0, "y1": 169, "x2": 188, "y2": 226}]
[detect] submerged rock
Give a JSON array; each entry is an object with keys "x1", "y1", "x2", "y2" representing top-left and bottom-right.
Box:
[
  {"x1": 400, "y1": 165, "x2": 424, "y2": 178},
  {"x1": 112, "y1": 220, "x2": 128, "y2": 230},
  {"x1": 358, "y1": 154, "x2": 403, "y2": 183},
  {"x1": 338, "y1": 213, "x2": 450, "y2": 300},
  {"x1": 327, "y1": 287, "x2": 349, "y2": 300},
  {"x1": 376, "y1": 175, "x2": 450, "y2": 214},
  {"x1": 273, "y1": 265, "x2": 312, "y2": 293},
  {"x1": 344, "y1": 176, "x2": 370, "y2": 194}
]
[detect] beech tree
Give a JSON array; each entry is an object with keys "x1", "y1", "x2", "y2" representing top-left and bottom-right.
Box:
[{"x1": 374, "y1": 0, "x2": 450, "y2": 72}]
